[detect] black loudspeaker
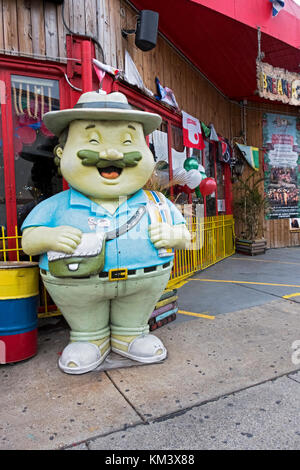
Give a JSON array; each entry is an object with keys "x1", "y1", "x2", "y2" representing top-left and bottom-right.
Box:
[{"x1": 135, "y1": 10, "x2": 159, "y2": 52}]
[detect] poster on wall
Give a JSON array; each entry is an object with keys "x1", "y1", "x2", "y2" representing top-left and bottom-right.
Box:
[{"x1": 263, "y1": 113, "x2": 300, "y2": 220}]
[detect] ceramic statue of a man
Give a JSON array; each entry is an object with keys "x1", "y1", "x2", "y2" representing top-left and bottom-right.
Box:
[{"x1": 21, "y1": 90, "x2": 191, "y2": 374}]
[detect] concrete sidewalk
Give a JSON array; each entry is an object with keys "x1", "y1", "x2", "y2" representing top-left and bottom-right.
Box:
[{"x1": 1, "y1": 248, "x2": 300, "y2": 450}]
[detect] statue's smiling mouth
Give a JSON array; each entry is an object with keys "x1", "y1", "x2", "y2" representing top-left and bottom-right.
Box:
[
  {"x1": 98, "y1": 166, "x2": 123, "y2": 180},
  {"x1": 77, "y1": 149, "x2": 143, "y2": 180}
]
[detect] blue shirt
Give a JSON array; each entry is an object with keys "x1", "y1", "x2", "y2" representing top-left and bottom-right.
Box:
[{"x1": 21, "y1": 188, "x2": 186, "y2": 271}]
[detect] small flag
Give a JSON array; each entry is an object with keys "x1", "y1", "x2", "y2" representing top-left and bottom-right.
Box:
[
  {"x1": 218, "y1": 136, "x2": 232, "y2": 164},
  {"x1": 269, "y1": 0, "x2": 285, "y2": 17},
  {"x1": 208, "y1": 123, "x2": 219, "y2": 142},
  {"x1": 93, "y1": 59, "x2": 119, "y2": 87},
  {"x1": 201, "y1": 122, "x2": 211, "y2": 138},
  {"x1": 236, "y1": 143, "x2": 259, "y2": 171},
  {"x1": 182, "y1": 111, "x2": 205, "y2": 150},
  {"x1": 155, "y1": 77, "x2": 179, "y2": 110}
]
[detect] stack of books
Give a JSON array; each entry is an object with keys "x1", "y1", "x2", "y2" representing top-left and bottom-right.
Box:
[{"x1": 148, "y1": 289, "x2": 178, "y2": 331}]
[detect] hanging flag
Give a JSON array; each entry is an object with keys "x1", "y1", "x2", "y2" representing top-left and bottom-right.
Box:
[
  {"x1": 155, "y1": 77, "x2": 179, "y2": 110},
  {"x1": 93, "y1": 64, "x2": 106, "y2": 86},
  {"x1": 201, "y1": 121, "x2": 211, "y2": 138},
  {"x1": 236, "y1": 143, "x2": 259, "y2": 171},
  {"x1": 93, "y1": 59, "x2": 119, "y2": 88},
  {"x1": 182, "y1": 111, "x2": 205, "y2": 150},
  {"x1": 269, "y1": 0, "x2": 285, "y2": 17},
  {"x1": 208, "y1": 123, "x2": 219, "y2": 142},
  {"x1": 124, "y1": 51, "x2": 153, "y2": 97},
  {"x1": 218, "y1": 136, "x2": 232, "y2": 164}
]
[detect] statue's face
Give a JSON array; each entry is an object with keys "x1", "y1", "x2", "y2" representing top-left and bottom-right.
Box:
[{"x1": 58, "y1": 120, "x2": 155, "y2": 199}]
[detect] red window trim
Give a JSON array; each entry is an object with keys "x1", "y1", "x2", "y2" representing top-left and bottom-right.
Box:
[{"x1": 0, "y1": 56, "x2": 68, "y2": 244}]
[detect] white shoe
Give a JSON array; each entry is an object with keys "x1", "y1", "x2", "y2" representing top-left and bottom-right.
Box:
[
  {"x1": 58, "y1": 340, "x2": 110, "y2": 374},
  {"x1": 112, "y1": 334, "x2": 167, "y2": 363}
]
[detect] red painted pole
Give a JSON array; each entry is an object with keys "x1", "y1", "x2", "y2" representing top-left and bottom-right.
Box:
[
  {"x1": 213, "y1": 143, "x2": 218, "y2": 215},
  {"x1": 81, "y1": 39, "x2": 94, "y2": 93},
  {"x1": 224, "y1": 163, "x2": 233, "y2": 214},
  {"x1": 167, "y1": 121, "x2": 174, "y2": 201}
]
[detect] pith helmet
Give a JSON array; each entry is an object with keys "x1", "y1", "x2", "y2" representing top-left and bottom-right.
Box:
[{"x1": 43, "y1": 90, "x2": 162, "y2": 136}]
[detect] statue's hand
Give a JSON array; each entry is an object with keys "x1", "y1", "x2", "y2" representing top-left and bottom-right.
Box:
[
  {"x1": 22, "y1": 226, "x2": 82, "y2": 256},
  {"x1": 47, "y1": 226, "x2": 82, "y2": 254},
  {"x1": 149, "y1": 223, "x2": 191, "y2": 250}
]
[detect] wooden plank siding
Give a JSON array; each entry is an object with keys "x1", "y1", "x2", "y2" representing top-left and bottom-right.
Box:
[
  {"x1": 16, "y1": 0, "x2": 32, "y2": 55},
  {"x1": 2, "y1": 0, "x2": 18, "y2": 52},
  {"x1": 0, "y1": 0, "x2": 4, "y2": 51},
  {"x1": 0, "y1": 0, "x2": 235, "y2": 133},
  {"x1": 30, "y1": 0, "x2": 46, "y2": 57},
  {"x1": 0, "y1": 0, "x2": 298, "y2": 248}
]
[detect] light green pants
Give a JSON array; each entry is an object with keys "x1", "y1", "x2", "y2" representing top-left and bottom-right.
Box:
[{"x1": 41, "y1": 264, "x2": 172, "y2": 342}]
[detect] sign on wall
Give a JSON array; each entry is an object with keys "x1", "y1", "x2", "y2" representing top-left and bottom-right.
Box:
[
  {"x1": 263, "y1": 113, "x2": 300, "y2": 220},
  {"x1": 257, "y1": 61, "x2": 300, "y2": 106}
]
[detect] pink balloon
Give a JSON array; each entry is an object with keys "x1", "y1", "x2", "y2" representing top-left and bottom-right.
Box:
[
  {"x1": 199, "y1": 177, "x2": 217, "y2": 196},
  {"x1": 17, "y1": 126, "x2": 36, "y2": 145}
]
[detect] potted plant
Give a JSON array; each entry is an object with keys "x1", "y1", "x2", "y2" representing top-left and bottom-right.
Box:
[{"x1": 234, "y1": 171, "x2": 269, "y2": 255}]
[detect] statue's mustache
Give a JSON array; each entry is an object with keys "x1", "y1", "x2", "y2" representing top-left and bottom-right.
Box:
[{"x1": 77, "y1": 150, "x2": 142, "y2": 168}]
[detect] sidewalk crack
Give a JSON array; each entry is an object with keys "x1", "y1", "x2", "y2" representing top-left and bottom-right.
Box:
[{"x1": 105, "y1": 371, "x2": 147, "y2": 424}]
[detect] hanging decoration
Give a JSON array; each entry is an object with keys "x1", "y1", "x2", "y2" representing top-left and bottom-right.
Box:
[
  {"x1": 155, "y1": 77, "x2": 179, "y2": 110},
  {"x1": 93, "y1": 58, "x2": 120, "y2": 89},
  {"x1": 236, "y1": 143, "x2": 259, "y2": 171},
  {"x1": 181, "y1": 111, "x2": 205, "y2": 150},
  {"x1": 123, "y1": 50, "x2": 154, "y2": 97},
  {"x1": 11, "y1": 79, "x2": 57, "y2": 157},
  {"x1": 12, "y1": 81, "x2": 53, "y2": 121},
  {"x1": 218, "y1": 136, "x2": 232, "y2": 164},
  {"x1": 269, "y1": 0, "x2": 285, "y2": 16},
  {"x1": 208, "y1": 123, "x2": 219, "y2": 142},
  {"x1": 201, "y1": 121, "x2": 211, "y2": 138}
]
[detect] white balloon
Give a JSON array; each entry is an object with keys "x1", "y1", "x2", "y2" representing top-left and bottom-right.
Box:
[
  {"x1": 186, "y1": 169, "x2": 202, "y2": 189},
  {"x1": 172, "y1": 168, "x2": 189, "y2": 185}
]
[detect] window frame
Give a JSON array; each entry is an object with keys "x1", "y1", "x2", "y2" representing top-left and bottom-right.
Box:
[{"x1": 0, "y1": 56, "x2": 69, "y2": 240}]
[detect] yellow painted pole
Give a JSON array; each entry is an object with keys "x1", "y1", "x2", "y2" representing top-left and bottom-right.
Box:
[
  {"x1": 223, "y1": 215, "x2": 226, "y2": 258},
  {"x1": 1, "y1": 226, "x2": 6, "y2": 262},
  {"x1": 15, "y1": 226, "x2": 20, "y2": 261}
]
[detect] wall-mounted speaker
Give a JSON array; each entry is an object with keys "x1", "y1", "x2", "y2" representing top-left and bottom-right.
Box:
[{"x1": 135, "y1": 10, "x2": 159, "y2": 52}]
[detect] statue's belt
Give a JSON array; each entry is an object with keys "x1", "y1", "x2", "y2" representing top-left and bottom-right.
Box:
[{"x1": 47, "y1": 207, "x2": 146, "y2": 279}]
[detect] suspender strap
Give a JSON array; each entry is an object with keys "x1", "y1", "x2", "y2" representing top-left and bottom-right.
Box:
[
  {"x1": 144, "y1": 190, "x2": 173, "y2": 225},
  {"x1": 105, "y1": 206, "x2": 146, "y2": 240},
  {"x1": 144, "y1": 190, "x2": 173, "y2": 257}
]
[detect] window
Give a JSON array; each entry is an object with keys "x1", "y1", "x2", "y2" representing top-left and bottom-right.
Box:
[{"x1": 11, "y1": 75, "x2": 62, "y2": 229}]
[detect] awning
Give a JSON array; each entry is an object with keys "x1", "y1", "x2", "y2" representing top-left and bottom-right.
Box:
[{"x1": 130, "y1": 0, "x2": 300, "y2": 102}]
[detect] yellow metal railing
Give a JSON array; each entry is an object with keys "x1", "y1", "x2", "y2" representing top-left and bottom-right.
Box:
[
  {"x1": 0, "y1": 226, "x2": 60, "y2": 318},
  {"x1": 168, "y1": 215, "x2": 235, "y2": 288},
  {"x1": 0, "y1": 226, "x2": 28, "y2": 262},
  {"x1": 0, "y1": 215, "x2": 235, "y2": 317}
]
